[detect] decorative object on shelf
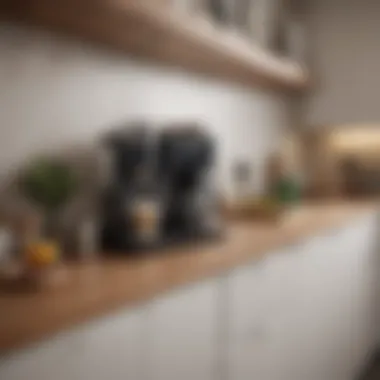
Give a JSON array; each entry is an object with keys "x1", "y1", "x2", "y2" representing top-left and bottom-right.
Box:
[
  {"x1": 206, "y1": 0, "x2": 229, "y2": 25},
  {"x1": 267, "y1": 153, "x2": 301, "y2": 205},
  {"x1": 19, "y1": 157, "x2": 78, "y2": 242}
]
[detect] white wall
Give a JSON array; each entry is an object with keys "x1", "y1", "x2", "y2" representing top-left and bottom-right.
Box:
[
  {"x1": 0, "y1": 22, "x2": 289, "y2": 200},
  {"x1": 306, "y1": 0, "x2": 380, "y2": 126}
]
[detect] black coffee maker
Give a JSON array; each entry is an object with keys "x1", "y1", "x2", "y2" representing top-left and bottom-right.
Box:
[{"x1": 100, "y1": 123, "x2": 221, "y2": 252}]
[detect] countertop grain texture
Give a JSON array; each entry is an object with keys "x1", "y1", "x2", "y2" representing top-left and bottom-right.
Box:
[{"x1": 0, "y1": 202, "x2": 376, "y2": 354}]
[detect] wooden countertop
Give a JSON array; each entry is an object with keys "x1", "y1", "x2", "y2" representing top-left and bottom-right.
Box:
[{"x1": 0, "y1": 202, "x2": 376, "y2": 354}]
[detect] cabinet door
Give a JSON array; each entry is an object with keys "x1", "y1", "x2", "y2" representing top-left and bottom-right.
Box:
[
  {"x1": 370, "y1": 212, "x2": 380, "y2": 344},
  {"x1": 78, "y1": 308, "x2": 146, "y2": 380},
  {"x1": 345, "y1": 215, "x2": 379, "y2": 378},
  {"x1": 263, "y1": 244, "x2": 308, "y2": 380},
  {"x1": 289, "y1": 234, "x2": 337, "y2": 380},
  {"x1": 148, "y1": 280, "x2": 219, "y2": 380},
  {"x1": 227, "y1": 258, "x2": 268, "y2": 380},
  {"x1": 227, "y1": 245, "x2": 304, "y2": 380},
  {"x1": 358, "y1": 214, "x2": 380, "y2": 353},
  {"x1": 313, "y1": 227, "x2": 355, "y2": 380},
  {"x1": 0, "y1": 329, "x2": 83, "y2": 380},
  {"x1": 303, "y1": 214, "x2": 379, "y2": 380},
  {"x1": 0, "y1": 308, "x2": 145, "y2": 380}
]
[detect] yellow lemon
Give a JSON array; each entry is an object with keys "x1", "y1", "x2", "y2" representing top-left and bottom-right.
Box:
[{"x1": 26, "y1": 241, "x2": 60, "y2": 267}]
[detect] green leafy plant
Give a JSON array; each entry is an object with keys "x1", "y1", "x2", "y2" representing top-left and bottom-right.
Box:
[{"x1": 20, "y1": 158, "x2": 78, "y2": 236}]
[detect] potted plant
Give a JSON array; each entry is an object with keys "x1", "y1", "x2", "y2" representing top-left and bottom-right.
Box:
[
  {"x1": 16, "y1": 158, "x2": 78, "y2": 287},
  {"x1": 20, "y1": 157, "x2": 77, "y2": 236}
]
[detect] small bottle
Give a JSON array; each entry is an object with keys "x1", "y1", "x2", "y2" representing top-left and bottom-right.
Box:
[{"x1": 77, "y1": 215, "x2": 99, "y2": 261}]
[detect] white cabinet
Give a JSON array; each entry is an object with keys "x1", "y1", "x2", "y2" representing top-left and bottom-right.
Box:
[
  {"x1": 261, "y1": 245, "x2": 305, "y2": 380},
  {"x1": 298, "y1": 232, "x2": 351, "y2": 380},
  {"x1": 227, "y1": 259, "x2": 268, "y2": 380},
  {"x1": 264, "y1": 239, "x2": 340, "y2": 380},
  {"x1": 147, "y1": 280, "x2": 219, "y2": 380},
  {"x1": 1, "y1": 212, "x2": 379, "y2": 380},
  {"x1": 0, "y1": 329, "x2": 83, "y2": 380},
  {"x1": 0, "y1": 308, "x2": 146, "y2": 380},
  {"x1": 227, "y1": 244, "x2": 306, "y2": 380},
  {"x1": 292, "y1": 216, "x2": 379, "y2": 380},
  {"x1": 343, "y1": 216, "x2": 379, "y2": 378},
  {"x1": 284, "y1": 214, "x2": 379, "y2": 380},
  {"x1": 227, "y1": 211, "x2": 380, "y2": 380},
  {"x1": 78, "y1": 308, "x2": 146, "y2": 380}
]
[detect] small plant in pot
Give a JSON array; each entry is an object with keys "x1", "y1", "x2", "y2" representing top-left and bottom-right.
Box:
[{"x1": 19, "y1": 158, "x2": 77, "y2": 281}]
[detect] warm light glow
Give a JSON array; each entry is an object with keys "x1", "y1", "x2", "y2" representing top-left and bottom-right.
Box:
[{"x1": 329, "y1": 127, "x2": 380, "y2": 153}]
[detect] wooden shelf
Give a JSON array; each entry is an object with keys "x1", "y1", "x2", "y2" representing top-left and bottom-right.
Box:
[{"x1": 1, "y1": 0, "x2": 310, "y2": 91}]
